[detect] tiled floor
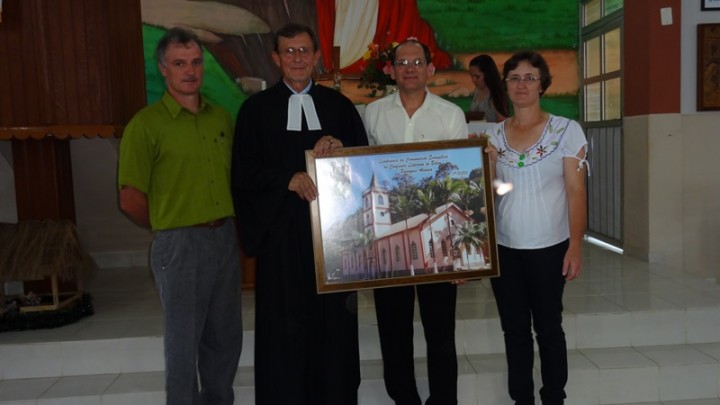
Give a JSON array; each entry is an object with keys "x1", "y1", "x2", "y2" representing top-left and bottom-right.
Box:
[{"x1": 1, "y1": 239, "x2": 720, "y2": 404}]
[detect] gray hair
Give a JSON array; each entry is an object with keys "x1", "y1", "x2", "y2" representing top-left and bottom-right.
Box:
[{"x1": 156, "y1": 28, "x2": 203, "y2": 66}]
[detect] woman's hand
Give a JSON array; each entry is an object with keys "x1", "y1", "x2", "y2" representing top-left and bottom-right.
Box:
[
  {"x1": 484, "y1": 143, "x2": 498, "y2": 167},
  {"x1": 563, "y1": 242, "x2": 583, "y2": 281}
]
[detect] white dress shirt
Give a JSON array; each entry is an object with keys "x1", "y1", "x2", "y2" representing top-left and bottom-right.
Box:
[{"x1": 363, "y1": 90, "x2": 467, "y2": 145}]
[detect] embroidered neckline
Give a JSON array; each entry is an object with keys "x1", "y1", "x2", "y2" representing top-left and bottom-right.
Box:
[{"x1": 495, "y1": 116, "x2": 570, "y2": 169}]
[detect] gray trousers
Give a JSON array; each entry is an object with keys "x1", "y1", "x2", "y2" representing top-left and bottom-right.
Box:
[{"x1": 151, "y1": 219, "x2": 243, "y2": 405}]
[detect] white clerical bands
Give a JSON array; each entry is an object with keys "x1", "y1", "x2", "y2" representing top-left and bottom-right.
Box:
[{"x1": 287, "y1": 94, "x2": 322, "y2": 131}]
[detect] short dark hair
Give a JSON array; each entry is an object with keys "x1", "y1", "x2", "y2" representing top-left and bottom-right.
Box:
[
  {"x1": 390, "y1": 39, "x2": 432, "y2": 65},
  {"x1": 502, "y1": 50, "x2": 553, "y2": 96},
  {"x1": 274, "y1": 23, "x2": 319, "y2": 53},
  {"x1": 156, "y1": 28, "x2": 202, "y2": 66}
]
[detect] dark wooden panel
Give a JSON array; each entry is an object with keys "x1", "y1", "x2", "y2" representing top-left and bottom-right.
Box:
[
  {"x1": 22, "y1": 1, "x2": 50, "y2": 124},
  {"x1": 0, "y1": 0, "x2": 145, "y2": 129},
  {"x1": 105, "y1": 0, "x2": 147, "y2": 124},
  {"x1": 12, "y1": 138, "x2": 76, "y2": 221}
]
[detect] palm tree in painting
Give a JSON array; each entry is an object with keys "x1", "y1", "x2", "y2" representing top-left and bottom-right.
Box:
[
  {"x1": 390, "y1": 194, "x2": 417, "y2": 275},
  {"x1": 453, "y1": 221, "x2": 488, "y2": 269},
  {"x1": 416, "y1": 188, "x2": 436, "y2": 273},
  {"x1": 452, "y1": 180, "x2": 482, "y2": 216},
  {"x1": 472, "y1": 221, "x2": 489, "y2": 265},
  {"x1": 453, "y1": 221, "x2": 481, "y2": 269}
]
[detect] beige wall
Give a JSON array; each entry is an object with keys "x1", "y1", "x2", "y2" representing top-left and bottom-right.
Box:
[
  {"x1": 624, "y1": 113, "x2": 720, "y2": 277},
  {"x1": 70, "y1": 138, "x2": 153, "y2": 267},
  {"x1": 680, "y1": 114, "x2": 720, "y2": 277}
]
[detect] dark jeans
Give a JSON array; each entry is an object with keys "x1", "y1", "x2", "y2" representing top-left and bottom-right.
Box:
[
  {"x1": 490, "y1": 241, "x2": 568, "y2": 405},
  {"x1": 374, "y1": 282, "x2": 458, "y2": 405},
  {"x1": 151, "y1": 220, "x2": 243, "y2": 405}
]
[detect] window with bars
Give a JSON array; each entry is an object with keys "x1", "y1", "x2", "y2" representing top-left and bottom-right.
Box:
[{"x1": 581, "y1": 0, "x2": 624, "y2": 246}]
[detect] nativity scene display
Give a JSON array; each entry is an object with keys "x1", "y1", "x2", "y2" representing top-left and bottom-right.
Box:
[{"x1": 307, "y1": 139, "x2": 498, "y2": 293}]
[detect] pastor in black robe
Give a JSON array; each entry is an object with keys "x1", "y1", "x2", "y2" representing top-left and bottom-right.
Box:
[{"x1": 231, "y1": 81, "x2": 368, "y2": 404}]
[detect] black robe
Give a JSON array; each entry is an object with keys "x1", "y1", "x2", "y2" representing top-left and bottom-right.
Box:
[{"x1": 232, "y1": 81, "x2": 368, "y2": 404}]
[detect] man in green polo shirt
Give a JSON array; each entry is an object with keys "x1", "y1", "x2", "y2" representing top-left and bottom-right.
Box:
[{"x1": 118, "y1": 28, "x2": 242, "y2": 405}]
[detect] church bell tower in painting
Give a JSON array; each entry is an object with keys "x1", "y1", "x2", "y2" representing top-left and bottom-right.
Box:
[{"x1": 362, "y1": 173, "x2": 391, "y2": 237}]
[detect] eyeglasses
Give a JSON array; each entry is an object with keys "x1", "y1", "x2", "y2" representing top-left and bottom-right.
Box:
[
  {"x1": 394, "y1": 58, "x2": 426, "y2": 68},
  {"x1": 505, "y1": 75, "x2": 540, "y2": 84},
  {"x1": 279, "y1": 46, "x2": 313, "y2": 58}
]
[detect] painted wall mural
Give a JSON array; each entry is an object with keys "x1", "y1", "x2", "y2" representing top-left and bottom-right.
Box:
[{"x1": 140, "y1": 0, "x2": 579, "y2": 119}]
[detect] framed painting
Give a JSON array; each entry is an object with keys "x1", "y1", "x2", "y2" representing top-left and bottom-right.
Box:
[
  {"x1": 697, "y1": 23, "x2": 720, "y2": 110},
  {"x1": 701, "y1": 0, "x2": 720, "y2": 11},
  {"x1": 306, "y1": 138, "x2": 499, "y2": 294}
]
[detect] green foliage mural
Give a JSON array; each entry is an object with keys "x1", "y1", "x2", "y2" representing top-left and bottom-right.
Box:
[{"x1": 417, "y1": 0, "x2": 579, "y2": 52}]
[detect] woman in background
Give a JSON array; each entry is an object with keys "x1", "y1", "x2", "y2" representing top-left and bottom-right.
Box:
[
  {"x1": 467, "y1": 54, "x2": 509, "y2": 122},
  {"x1": 486, "y1": 50, "x2": 588, "y2": 405}
]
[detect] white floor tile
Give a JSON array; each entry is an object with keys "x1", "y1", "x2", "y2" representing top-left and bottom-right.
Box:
[
  {"x1": 687, "y1": 308, "x2": 720, "y2": 343},
  {"x1": 0, "y1": 377, "x2": 58, "y2": 401},
  {"x1": 598, "y1": 366, "x2": 659, "y2": 404},
  {"x1": 629, "y1": 310, "x2": 687, "y2": 346},
  {"x1": 564, "y1": 295, "x2": 628, "y2": 315},
  {"x1": 460, "y1": 318, "x2": 505, "y2": 355},
  {"x1": 232, "y1": 366, "x2": 254, "y2": 388},
  {"x1": 658, "y1": 363, "x2": 719, "y2": 401},
  {"x1": 103, "y1": 371, "x2": 164, "y2": 394},
  {"x1": 574, "y1": 312, "x2": 633, "y2": 348},
  {"x1": 603, "y1": 293, "x2": 685, "y2": 312},
  {"x1": 37, "y1": 395, "x2": 103, "y2": 405},
  {"x1": 0, "y1": 343, "x2": 64, "y2": 379},
  {"x1": 101, "y1": 391, "x2": 165, "y2": 405},
  {"x1": 660, "y1": 291, "x2": 720, "y2": 309},
  {"x1": 238, "y1": 332, "x2": 254, "y2": 367},
  {"x1": 580, "y1": 347, "x2": 656, "y2": 369},
  {"x1": 40, "y1": 374, "x2": 117, "y2": 398},
  {"x1": 60, "y1": 337, "x2": 164, "y2": 375},
  {"x1": 693, "y1": 342, "x2": 720, "y2": 360}
]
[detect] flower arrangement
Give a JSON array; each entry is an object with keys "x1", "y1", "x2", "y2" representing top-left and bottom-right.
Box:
[{"x1": 358, "y1": 41, "x2": 398, "y2": 96}]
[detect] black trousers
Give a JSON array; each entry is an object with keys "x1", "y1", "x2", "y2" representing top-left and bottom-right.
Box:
[
  {"x1": 490, "y1": 241, "x2": 569, "y2": 405},
  {"x1": 374, "y1": 282, "x2": 458, "y2": 405}
]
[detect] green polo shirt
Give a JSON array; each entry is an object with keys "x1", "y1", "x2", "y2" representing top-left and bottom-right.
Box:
[{"x1": 118, "y1": 92, "x2": 235, "y2": 231}]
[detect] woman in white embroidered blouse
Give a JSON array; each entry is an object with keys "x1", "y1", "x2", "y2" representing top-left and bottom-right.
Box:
[{"x1": 485, "y1": 50, "x2": 588, "y2": 405}]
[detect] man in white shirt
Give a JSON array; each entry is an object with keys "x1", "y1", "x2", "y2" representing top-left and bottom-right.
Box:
[{"x1": 363, "y1": 39, "x2": 466, "y2": 405}]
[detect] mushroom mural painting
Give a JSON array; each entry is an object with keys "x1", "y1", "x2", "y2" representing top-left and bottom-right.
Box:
[{"x1": 138, "y1": 0, "x2": 580, "y2": 118}]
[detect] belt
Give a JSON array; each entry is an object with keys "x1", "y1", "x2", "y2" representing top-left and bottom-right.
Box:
[{"x1": 192, "y1": 218, "x2": 227, "y2": 228}]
